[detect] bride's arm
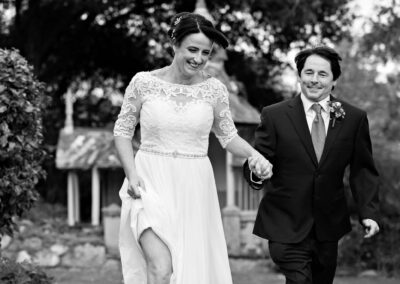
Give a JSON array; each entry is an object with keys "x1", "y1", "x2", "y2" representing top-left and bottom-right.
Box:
[
  {"x1": 114, "y1": 137, "x2": 139, "y2": 182},
  {"x1": 225, "y1": 135, "x2": 257, "y2": 158},
  {"x1": 113, "y1": 74, "x2": 145, "y2": 197},
  {"x1": 211, "y1": 81, "x2": 272, "y2": 179},
  {"x1": 225, "y1": 136, "x2": 272, "y2": 180}
]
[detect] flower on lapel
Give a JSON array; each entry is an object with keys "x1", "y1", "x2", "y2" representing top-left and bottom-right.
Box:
[{"x1": 328, "y1": 101, "x2": 345, "y2": 128}]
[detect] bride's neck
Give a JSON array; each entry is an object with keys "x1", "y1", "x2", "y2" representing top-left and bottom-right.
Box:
[{"x1": 164, "y1": 64, "x2": 202, "y2": 85}]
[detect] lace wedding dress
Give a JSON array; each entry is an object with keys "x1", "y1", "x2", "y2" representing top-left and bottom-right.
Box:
[{"x1": 113, "y1": 71, "x2": 237, "y2": 284}]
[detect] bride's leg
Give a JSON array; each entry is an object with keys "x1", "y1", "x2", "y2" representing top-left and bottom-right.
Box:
[{"x1": 140, "y1": 228, "x2": 172, "y2": 284}]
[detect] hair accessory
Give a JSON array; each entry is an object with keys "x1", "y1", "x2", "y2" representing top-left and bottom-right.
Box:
[
  {"x1": 174, "y1": 16, "x2": 182, "y2": 26},
  {"x1": 311, "y1": 42, "x2": 327, "y2": 49},
  {"x1": 171, "y1": 29, "x2": 176, "y2": 41}
]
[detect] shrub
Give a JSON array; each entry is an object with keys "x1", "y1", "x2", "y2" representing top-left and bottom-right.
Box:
[
  {"x1": 0, "y1": 257, "x2": 53, "y2": 284},
  {"x1": 338, "y1": 217, "x2": 400, "y2": 277},
  {"x1": 0, "y1": 48, "x2": 49, "y2": 238},
  {"x1": 338, "y1": 141, "x2": 400, "y2": 276}
]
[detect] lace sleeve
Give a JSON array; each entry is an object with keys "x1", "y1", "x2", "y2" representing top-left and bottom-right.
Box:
[
  {"x1": 113, "y1": 75, "x2": 142, "y2": 139},
  {"x1": 212, "y1": 81, "x2": 238, "y2": 148}
]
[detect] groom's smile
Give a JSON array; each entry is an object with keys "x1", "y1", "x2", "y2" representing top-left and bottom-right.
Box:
[{"x1": 298, "y1": 54, "x2": 337, "y2": 102}]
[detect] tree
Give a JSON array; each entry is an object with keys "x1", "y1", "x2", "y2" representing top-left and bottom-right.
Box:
[
  {"x1": 334, "y1": 38, "x2": 400, "y2": 275},
  {"x1": 0, "y1": 0, "x2": 354, "y2": 203},
  {"x1": 361, "y1": 0, "x2": 400, "y2": 61},
  {"x1": 207, "y1": 0, "x2": 354, "y2": 108},
  {"x1": 359, "y1": 0, "x2": 400, "y2": 141},
  {"x1": 1, "y1": 0, "x2": 355, "y2": 110}
]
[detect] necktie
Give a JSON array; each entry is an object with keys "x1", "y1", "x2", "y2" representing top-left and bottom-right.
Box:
[{"x1": 311, "y1": 103, "x2": 326, "y2": 162}]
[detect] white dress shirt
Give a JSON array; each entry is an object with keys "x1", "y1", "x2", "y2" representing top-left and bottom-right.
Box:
[{"x1": 300, "y1": 94, "x2": 330, "y2": 135}]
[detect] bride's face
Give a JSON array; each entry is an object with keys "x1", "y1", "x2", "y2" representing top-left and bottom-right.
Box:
[{"x1": 173, "y1": 32, "x2": 213, "y2": 77}]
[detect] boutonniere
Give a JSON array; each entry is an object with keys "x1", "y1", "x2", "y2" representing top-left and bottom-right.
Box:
[{"x1": 328, "y1": 101, "x2": 345, "y2": 128}]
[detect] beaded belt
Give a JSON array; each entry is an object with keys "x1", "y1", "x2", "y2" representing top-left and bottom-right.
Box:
[{"x1": 139, "y1": 147, "x2": 207, "y2": 159}]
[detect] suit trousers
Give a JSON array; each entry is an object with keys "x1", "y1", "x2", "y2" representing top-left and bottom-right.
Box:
[{"x1": 268, "y1": 229, "x2": 338, "y2": 284}]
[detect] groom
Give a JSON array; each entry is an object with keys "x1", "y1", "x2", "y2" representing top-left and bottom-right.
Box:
[{"x1": 244, "y1": 46, "x2": 380, "y2": 284}]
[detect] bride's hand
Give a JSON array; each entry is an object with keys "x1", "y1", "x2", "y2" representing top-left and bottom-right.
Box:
[
  {"x1": 249, "y1": 154, "x2": 273, "y2": 180},
  {"x1": 127, "y1": 174, "x2": 146, "y2": 199}
]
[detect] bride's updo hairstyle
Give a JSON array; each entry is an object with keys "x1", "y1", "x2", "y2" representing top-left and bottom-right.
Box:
[{"x1": 167, "y1": 12, "x2": 229, "y2": 49}]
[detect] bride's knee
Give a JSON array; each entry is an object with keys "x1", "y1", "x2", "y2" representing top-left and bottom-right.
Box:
[{"x1": 147, "y1": 259, "x2": 172, "y2": 281}]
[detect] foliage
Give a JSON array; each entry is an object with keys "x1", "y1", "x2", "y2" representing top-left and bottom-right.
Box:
[
  {"x1": 204, "y1": 0, "x2": 353, "y2": 109},
  {"x1": 338, "y1": 217, "x2": 400, "y2": 277},
  {"x1": 0, "y1": 0, "x2": 355, "y2": 116},
  {"x1": 361, "y1": 0, "x2": 400, "y2": 61},
  {"x1": 0, "y1": 0, "x2": 356, "y2": 204},
  {"x1": 334, "y1": 41, "x2": 400, "y2": 276},
  {"x1": 0, "y1": 257, "x2": 53, "y2": 284},
  {"x1": 334, "y1": 41, "x2": 396, "y2": 138},
  {"x1": 0, "y1": 48, "x2": 49, "y2": 237},
  {"x1": 357, "y1": 0, "x2": 400, "y2": 141},
  {"x1": 68, "y1": 73, "x2": 124, "y2": 128},
  {"x1": 210, "y1": 0, "x2": 353, "y2": 53},
  {"x1": 340, "y1": 143, "x2": 400, "y2": 276},
  {"x1": 357, "y1": 0, "x2": 400, "y2": 140}
]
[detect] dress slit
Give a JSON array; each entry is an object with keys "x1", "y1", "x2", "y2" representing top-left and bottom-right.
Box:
[{"x1": 131, "y1": 193, "x2": 177, "y2": 283}]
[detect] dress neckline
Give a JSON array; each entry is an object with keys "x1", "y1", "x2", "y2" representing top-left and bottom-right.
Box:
[{"x1": 146, "y1": 70, "x2": 212, "y2": 87}]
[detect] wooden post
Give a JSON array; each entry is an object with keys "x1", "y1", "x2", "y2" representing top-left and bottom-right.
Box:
[
  {"x1": 102, "y1": 203, "x2": 121, "y2": 254},
  {"x1": 91, "y1": 166, "x2": 100, "y2": 226},
  {"x1": 222, "y1": 152, "x2": 241, "y2": 255},
  {"x1": 226, "y1": 152, "x2": 235, "y2": 207},
  {"x1": 67, "y1": 171, "x2": 80, "y2": 226},
  {"x1": 72, "y1": 171, "x2": 80, "y2": 222},
  {"x1": 67, "y1": 171, "x2": 75, "y2": 226}
]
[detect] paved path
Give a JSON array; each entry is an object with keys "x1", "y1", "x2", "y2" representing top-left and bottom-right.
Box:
[
  {"x1": 230, "y1": 259, "x2": 399, "y2": 284},
  {"x1": 46, "y1": 259, "x2": 399, "y2": 284}
]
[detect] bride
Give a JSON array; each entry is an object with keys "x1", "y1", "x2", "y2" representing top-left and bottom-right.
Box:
[{"x1": 113, "y1": 11, "x2": 272, "y2": 284}]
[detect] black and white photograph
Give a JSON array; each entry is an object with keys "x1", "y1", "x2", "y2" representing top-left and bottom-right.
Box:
[{"x1": 0, "y1": 0, "x2": 399, "y2": 283}]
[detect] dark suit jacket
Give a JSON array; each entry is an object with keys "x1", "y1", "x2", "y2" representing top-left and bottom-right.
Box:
[{"x1": 244, "y1": 95, "x2": 379, "y2": 243}]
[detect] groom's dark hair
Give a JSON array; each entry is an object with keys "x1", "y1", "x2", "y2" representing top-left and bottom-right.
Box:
[{"x1": 294, "y1": 46, "x2": 342, "y2": 81}]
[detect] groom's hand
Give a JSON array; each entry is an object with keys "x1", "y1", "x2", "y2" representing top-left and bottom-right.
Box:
[
  {"x1": 362, "y1": 219, "x2": 380, "y2": 238},
  {"x1": 248, "y1": 155, "x2": 273, "y2": 180}
]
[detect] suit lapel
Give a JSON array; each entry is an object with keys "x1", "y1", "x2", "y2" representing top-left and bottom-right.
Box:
[
  {"x1": 319, "y1": 96, "x2": 344, "y2": 165},
  {"x1": 286, "y1": 96, "x2": 318, "y2": 167}
]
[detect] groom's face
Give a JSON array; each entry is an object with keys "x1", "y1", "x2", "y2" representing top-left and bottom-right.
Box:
[{"x1": 298, "y1": 54, "x2": 337, "y2": 102}]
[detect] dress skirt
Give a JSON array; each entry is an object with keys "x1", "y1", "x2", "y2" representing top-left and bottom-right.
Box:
[{"x1": 119, "y1": 150, "x2": 233, "y2": 284}]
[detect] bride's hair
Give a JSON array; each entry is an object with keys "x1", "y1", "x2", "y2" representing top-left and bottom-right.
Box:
[{"x1": 167, "y1": 12, "x2": 229, "y2": 49}]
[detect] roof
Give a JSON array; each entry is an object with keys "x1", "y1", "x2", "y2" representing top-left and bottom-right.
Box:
[
  {"x1": 204, "y1": 49, "x2": 260, "y2": 124},
  {"x1": 228, "y1": 88, "x2": 261, "y2": 124},
  {"x1": 55, "y1": 127, "x2": 139, "y2": 169}
]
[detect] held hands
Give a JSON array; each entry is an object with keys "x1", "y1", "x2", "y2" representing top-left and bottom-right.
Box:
[
  {"x1": 248, "y1": 154, "x2": 273, "y2": 180},
  {"x1": 127, "y1": 174, "x2": 146, "y2": 200},
  {"x1": 362, "y1": 219, "x2": 380, "y2": 238}
]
